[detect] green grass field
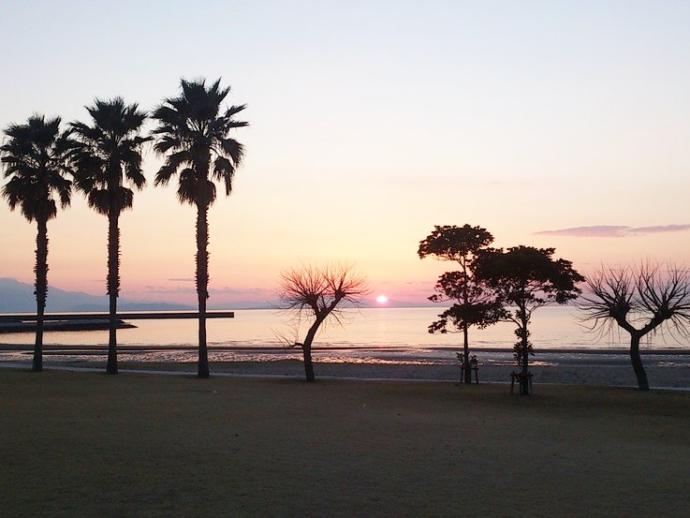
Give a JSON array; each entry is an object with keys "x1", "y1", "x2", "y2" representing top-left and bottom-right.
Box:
[{"x1": 2, "y1": 369, "x2": 689, "y2": 517}]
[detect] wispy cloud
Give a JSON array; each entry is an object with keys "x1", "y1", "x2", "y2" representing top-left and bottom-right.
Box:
[
  {"x1": 631, "y1": 225, "x2": 690, "y2": 235},
  {"x1": 143, "y1": 285, "x2": 275, "y2": 297},
  {"x1": 535, "y1": 224, "x2": 690, "y2": 238}
]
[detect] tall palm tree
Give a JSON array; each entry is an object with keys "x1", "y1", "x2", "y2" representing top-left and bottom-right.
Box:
[
  {"x1": 71, "y1": 98, "x2": 148, "y2": 374},
  {"x1": 152, "y1": 78, "x2": 247, "y2": 378},
  {"x1": 1, "y1": 116, "x2": 74, "y2": 371}
]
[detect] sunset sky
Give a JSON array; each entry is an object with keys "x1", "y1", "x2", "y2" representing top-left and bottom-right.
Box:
[{"x1": 1, "y1": 1, "x2": 689, "y2": 306}]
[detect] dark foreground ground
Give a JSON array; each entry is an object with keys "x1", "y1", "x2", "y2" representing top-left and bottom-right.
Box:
[{"x1": 2, "y1": 370, "x2": 690, "y2": 517}]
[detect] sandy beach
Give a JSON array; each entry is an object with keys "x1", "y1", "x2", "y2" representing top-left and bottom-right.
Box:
[
  {"x1": 2, "y1": 369, "x2": 690, "y2": 517},
  {"x1": 2, "y1": 345, "x2": 689, "y2": 388}
]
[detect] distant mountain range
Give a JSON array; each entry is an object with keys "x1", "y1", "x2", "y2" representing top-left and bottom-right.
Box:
[
  {"x1": 0, "y1": 278, "x2": 435, "y2": 313},
  {"x1": 0, "y1": 278, "x2": 193, "y2": 313}
]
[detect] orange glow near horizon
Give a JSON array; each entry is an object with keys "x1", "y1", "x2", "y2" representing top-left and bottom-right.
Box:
[
  {"x1": 1, "y1": 3, "x2": 690, "y2": 308},
  {"x1": 2, "y1": 185, "x2": 690, "y2": 308}
]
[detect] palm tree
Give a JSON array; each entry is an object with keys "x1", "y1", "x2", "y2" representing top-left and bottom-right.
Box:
[
  {"x1": 71, "y1": 98, "x2": 148, "y2": 374},
  {"x1": 1, "y1": 116, "x2": 74, "y2": 371},
  {"x1": 152, "y1": 78, "x2": 247, "y2": 378}
]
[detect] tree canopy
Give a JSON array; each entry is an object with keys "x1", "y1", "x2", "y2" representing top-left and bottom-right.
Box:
[
  {"x1": 152, "y1": 78, "x2": 248, "y2": 206},
  {"x1": 418, "y1": 224, "x2": 494, "y2": 263},
  {"x1": 476, "y1": 245, "x2": 583, "y2": 394},
  {"x1": 476, "y1": 246, "x2": 584, "y2": 311},
  {"x1": 418, "y1": 224, "x2": 501, "y2": 383},
  {"x1": 1, "y1": 115, "x2": 74, "y2": 222},
  {"x1": 70, "y1": 97, "x2": 149, "y2": 215},
  {"x1": 419, "y1": 224, "x2": 501, "y2": 334}
]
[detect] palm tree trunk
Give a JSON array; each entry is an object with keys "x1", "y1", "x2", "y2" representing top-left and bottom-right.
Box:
[
  {"x1": 462, "y1": 323, "x2": 470, "y2": 384},
  {"x1": 196, "y1": 202, "x2": 210, "y2": 378},
  {"x1": 33, "y1": 218, "x2": 49, "y2": 372},
  {"x1": 106, "y1": 210, "x2": 120, "y2": 374},
  {"x1": 630, "y1": 334, "x2": 649, "y2": 391}
]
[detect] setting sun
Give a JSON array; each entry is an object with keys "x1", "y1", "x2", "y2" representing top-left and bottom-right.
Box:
[{"x1": 376, "y1": 295, "x2": 389, "y2": 304}]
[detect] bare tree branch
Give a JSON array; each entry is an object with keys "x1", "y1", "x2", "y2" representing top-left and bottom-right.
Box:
[
  {"x1": 580, "y1": 263, "x2": 690, "y2": 390},
  {"x1": 278, "y1": 264, "x2": 368, "y2": 382}
]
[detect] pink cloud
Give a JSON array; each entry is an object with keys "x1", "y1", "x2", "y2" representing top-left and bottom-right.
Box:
[{"x1": 535, "y1": 224, "x2": 690, "y2": 238}]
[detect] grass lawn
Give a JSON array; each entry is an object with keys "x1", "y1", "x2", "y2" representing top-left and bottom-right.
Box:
[{"x1": 2, "y1": 370, "x2": 689, "y2": 517}]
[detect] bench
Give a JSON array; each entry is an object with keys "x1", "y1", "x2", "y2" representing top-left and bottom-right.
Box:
[
  {"x1": 510, "y1": 371, "x2": 533, "y2": 394},
  {"x1": 456, "y1": 352, "x2": 479, "y2": 384}
]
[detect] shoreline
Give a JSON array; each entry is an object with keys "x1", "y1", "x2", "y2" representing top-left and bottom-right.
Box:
[
  {"x1": 2, "y1": 350, "x2": 689, "y2": 389},
  {"x1": 2, "y1": 343, "x2": 690, "y2": 355},
  {"x1": 2, "y1": 362, "x2": 689, "y2": 391}
]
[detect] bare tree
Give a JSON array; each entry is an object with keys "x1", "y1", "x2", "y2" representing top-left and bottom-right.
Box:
[
  {"x1": 580, "y1": 264, "x2": 690, "y2": 390},
  {"x1": 279, "y1": 265, "x2": 368, "y2": 382}
]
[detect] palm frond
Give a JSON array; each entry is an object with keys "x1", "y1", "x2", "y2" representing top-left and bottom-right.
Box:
[
  {"x1": 87, "y1": 189, "x2": 111, "y2": 215},
  {"x1": 1, "y1": 115, "x2": 73, "y2": 221},
  {"x1": 223, "y1": 104, "x2": 247, "y2": 119},
  {"x1": 212, "y1": 156, "x2": 235, "y2": 195},
  {"x1": 154, "y1": 150, "x2": 190, "y2": 186},
  {"x1": 151, "y1": 77, "x2": 247, "y2": 206},
  {"x1": 70, "y1": 98, "x2": 147, "y2": 213},
  {"x1": 219, "y1": 138, "x2": 244, "y2": 165}
]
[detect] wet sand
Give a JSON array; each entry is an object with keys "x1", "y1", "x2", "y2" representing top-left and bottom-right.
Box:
[{"x1": 2, "y1": 345, "x2": 689, "y2": 388}]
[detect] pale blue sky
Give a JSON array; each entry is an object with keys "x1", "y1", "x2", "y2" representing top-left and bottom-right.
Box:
[{"x1": 1, "y1": 1, "x2": 689, "y2": 304}]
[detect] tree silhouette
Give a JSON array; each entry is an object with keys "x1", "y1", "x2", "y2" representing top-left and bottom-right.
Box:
[
  {"x1": 580, "y1": 264, "x2": 690, "y2": 390},
  {"x1": 476, "y1": 246, "x2": 583, "y2": 395},
  {"x1": 71, "y1": 98, "x2": 149, "y2": 374},
  {"x1": 280, "y1": 265, "x2": 367, "y2": 382},
  {"x1": 1, "y1": 116, "x2": 74, "y2": 371},
  {"x1": 152, "y1": 78, "x2": 247, "y2": 378},
  {"x1": 418, "y1": 225, "x2": 503, "y2": 383}
]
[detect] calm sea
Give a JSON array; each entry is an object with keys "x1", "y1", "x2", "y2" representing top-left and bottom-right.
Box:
[{"x1": 0, "y1": 306, "x2": 686, "y2": 351}]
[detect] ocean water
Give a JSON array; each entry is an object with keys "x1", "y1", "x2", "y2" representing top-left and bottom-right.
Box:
[{"x1": 0, "y1": 306, "x2": 686, "y2": 351}]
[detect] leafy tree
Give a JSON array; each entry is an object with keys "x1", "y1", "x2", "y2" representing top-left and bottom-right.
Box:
[
  {"x1": 476, "y1": 246, "x2": 583, "y2": 394},
  {"x1": 71, "y1": 98, "x2": 149, "y2": 374},
  {"x1": 580, "y1": 264, "x2": 690, "y2": 390},
  {"x1": 418, "y1": 225, "x2": 503, "y2": 383},
  {"x1": 152, "y1": 78, "x2": 247, "y2": 378},
  {"x1": 1, "y1": 116, "x2": 74, "y2": 371},
  {"x1": 280, "y1": 265, "x2": 367, "y2": 382}
]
